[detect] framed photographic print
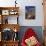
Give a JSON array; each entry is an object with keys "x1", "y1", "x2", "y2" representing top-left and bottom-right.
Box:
[
  {"x1": 9, "y1": 9, "x2": 18, "y2": 15},
  {"x1": 25, "y1": 6, "x2": 35, "y2": 19},
  {"x1": 9, "y1": 10, "x2": 15, "y2": 15},
  {"x1": 2, "y1": 10, "x2": 9, "y2": 15}
]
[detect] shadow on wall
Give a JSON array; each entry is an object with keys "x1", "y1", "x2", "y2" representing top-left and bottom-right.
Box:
[{"x1": 18, "y1": 26, "x2": 44, "y2": 44}]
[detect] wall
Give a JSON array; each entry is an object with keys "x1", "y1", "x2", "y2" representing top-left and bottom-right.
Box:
[
  {"x1": 0, "y1": 0, "x2": 44, "y2": 26},
  {"x1": 0, "y1": 0, "x2": 44, "y2": 45},
  {"x1": 18, "y1": 0, "x2": 44, "y2": 26}
]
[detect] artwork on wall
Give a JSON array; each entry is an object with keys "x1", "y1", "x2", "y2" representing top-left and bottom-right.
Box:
[
  {"x1": 25, "y1": 6, "x2": 35, "y2": 19},
  {"x1": 2, "y1": 10, "x2": 9, "y2": 15}
]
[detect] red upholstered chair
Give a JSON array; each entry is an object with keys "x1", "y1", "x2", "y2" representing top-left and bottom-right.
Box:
[{"x1": 21, "y1": 28, "x2": 41, "y2": 46}]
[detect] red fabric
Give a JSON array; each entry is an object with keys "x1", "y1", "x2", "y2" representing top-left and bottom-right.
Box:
[{"x1": 21, "y1": 28, "x2": 41, "y2": 46}]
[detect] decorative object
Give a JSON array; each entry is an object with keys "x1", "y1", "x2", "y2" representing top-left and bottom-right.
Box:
[
  {"x1": 14, "y1": 28, "x2": 17, "y2": 32},
  {"x1": 25, "y1": 6, "x2": 35, "y2": 19},
  {"x1": 0, "y1": 7, "x2": 19, "y2": 24},
  {"x1": 2, "y1": 16, "x2": 8, "y2": 24},
  {"x1": 0, "y1": 7, "x2": 19, "y2": 46},
  {"x1": 9, "y1": 10, "x2": 18, "y2": 15},
  {"x1": 2, "y1": 10, "x2": 9, "y2": 15},
  {"x1": 15, "y1": 0, "x2": 17, "y2": 7},
  {"x1": 5, "y1": 18, "x2": 8, "y2": 24},
  {"x1": 13, "y1": 28, "x2": 18, "y2": 40},
  {"x1": 13, "y1": 32, "x2": 18, "y2": 41},
  {"x1": 25, "y1": 36, "x2": 39, "y2": 46},
  {"x1": 21, "y1": 28, "x2": 41, "y2": 46}
]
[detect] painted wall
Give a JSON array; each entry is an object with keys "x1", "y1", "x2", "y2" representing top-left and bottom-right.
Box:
[
  {"x1": 0, "y1": 0, "x2": 44, "y2": 26},
  {"x1": 0, "y1": 0, "x2": 44, "y2": 45}
]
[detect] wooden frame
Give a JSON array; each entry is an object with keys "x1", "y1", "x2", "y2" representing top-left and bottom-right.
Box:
[
  {"x1": 25, "y1": 6, "x2": 35, "y2": 19},
  {"x1": 0, "y1": 7, "x2": 19, "y2": 16},
  {"x1": 2, "y1": 10, "x2": 9, "y2": 15},
  {"x1": 0, "y1": 7, "x2": 19, "y2": 46},
  {"x1": 0, "y1": 7, "x2": 19, "y2": 24}
]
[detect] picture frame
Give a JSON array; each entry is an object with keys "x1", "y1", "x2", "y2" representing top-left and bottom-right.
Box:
[
  {"x1": 9, "y1": 10, "x2": 18, "y2": 15},
  {"x1": 25, "y1": 6, "x2": 35, "y2": 19},
  {"x1": 2, "y1": 10, "x2": 9, "y2": 15}
]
